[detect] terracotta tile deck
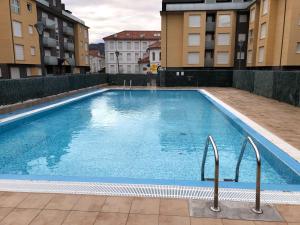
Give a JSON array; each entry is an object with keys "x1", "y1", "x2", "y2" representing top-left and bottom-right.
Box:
[{"x1": 0, "y1": 193, "x2": 298, "y2": 225}]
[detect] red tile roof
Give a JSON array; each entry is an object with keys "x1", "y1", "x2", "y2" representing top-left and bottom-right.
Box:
[
  {"x1": 103, "y1": 30, "x2": 161, "y2": 41},
  {"x1": 138, "y1": 56, "x2": 150, "y2": 64},
  {"x1": 89, "y1": 50, "x2": 104, "y2": 58},
  {"x1": 148, "y1": 41, "x2": 161, "y2": 49}
]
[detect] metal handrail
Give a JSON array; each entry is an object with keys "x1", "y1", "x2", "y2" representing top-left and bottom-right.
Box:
[
  {"x1": 235, "y1": 136, "x2": 263, "y2": 214},
  {"x1": 123, "y1": 80, "x2": 126, "y2": 89},
  {"x1": 201, "y1": 136, "x2": 220, "y2": 212}
]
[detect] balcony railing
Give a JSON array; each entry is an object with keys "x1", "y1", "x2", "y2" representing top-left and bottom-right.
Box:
[
  {"x1": 44, "y1": 56, "x2": 58, "y2": 65},
  {"x1": 206, "y1": 22, "x2": 216, "y2": 32},
  {"x1": 42, "y1": 17, "x2": 55, "y2": 30},
  {"x1": 63, "y1": 26, "x2": 74, "y2": 36},
  {"x1": 64, "y1": 42, "x2": 75, "y2": 52},
  {"x1": 205, "y1": 40, "x2": 215, "y2": 50},
  {"x1": 43, "y1": 37, "x2": 57, "y2": 48}
]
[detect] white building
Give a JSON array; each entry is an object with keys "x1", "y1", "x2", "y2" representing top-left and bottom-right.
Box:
[
  {"x1": 138, "y1": 41, "x2": 161, "y2": 74},
  {"x1": 103, "y1": 31, "x2": 161, "y2": 74},
  {"x1": 89, "y1": 50, "x2": 105, "y2": 73}
]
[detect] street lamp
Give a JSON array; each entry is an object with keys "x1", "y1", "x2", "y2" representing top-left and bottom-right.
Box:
[
  {"x1": 115, "y1": 51, "x2": 120, "y2": 74},
  {"x1": 35, "y1": 21, "x2": 46, "y2": 76}
]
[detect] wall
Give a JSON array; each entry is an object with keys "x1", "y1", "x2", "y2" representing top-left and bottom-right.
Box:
[
  {"x1": 233, "y1": 70, "x2": 300, "y2": 107},
  {"x1": 74, "y1": 24, "x2": 89, "y2": 67}
]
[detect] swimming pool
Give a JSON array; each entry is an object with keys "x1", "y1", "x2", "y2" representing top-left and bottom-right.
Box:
[{"x1": 0, "y1": 89, "x2": 299, "y2": 192}]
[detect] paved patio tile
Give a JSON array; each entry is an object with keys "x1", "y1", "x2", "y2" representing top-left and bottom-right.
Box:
[
  {"x1": 29, "y1": 210, "x2": 69, "y2": 225},
  {"x1": 159, "y1": 215, "x2": 190, "y2": 225},
  {"x1": 254, "y1": 222, "x2": 288, "y2": 225},
  {"x1": 94, "y1": 212, "x2": 128, "y2": 225},
  {"x1": 0, "y1": 192, "x2": 29, "y2": 208},
  {"x1": 17, "y1": 194, "x2": 54, "y2": 209},
  {"x1": 0, "y1": 208, "x2": 40, "y2": 225},
  {"x1": 191, "y1": 218, "x2": 223, "y2": 225},
  {"x1": 101, "y1": 197, "x2": 133, "y2": 213},
  {"x1": 223, "y1": 219, "x2": 255, "y2": 225},
  {"x1": 130, "y1": 198, "x2": 160, "y2": 215},
  {"x1": 160, "y1": 199, "x2": 189, "y2": 217},
  {"x1": 45, "y1": 194, "x2": 80, "y2": 211},
  {"x1": 61, "y1": 211, "x2": 98, "y2": 225},
  {"x1": 276, "y1": 205, "x2": 300, "y2": 223},
  {"x1": 126, "y1": 214, "x2": 158, "y2": 225},
  {"x1": 0, "y1": 208, "x2": 13, "y2": 221},
  {"x1": 72, "y1": 195, "x2": 106, "y2": 212}
]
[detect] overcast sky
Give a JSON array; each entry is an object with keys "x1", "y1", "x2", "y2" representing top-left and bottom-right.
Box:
[{"x1": 63, "y1": 0, "x2": 162, "y2": 44}]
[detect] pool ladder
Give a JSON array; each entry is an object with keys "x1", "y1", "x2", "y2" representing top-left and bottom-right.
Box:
[
  {"x1": 123, "y1": 80, "x2": 132, "y2": 90},
  {"x1": 201, "y1": 136, "x2": 263, "y2": 214}
]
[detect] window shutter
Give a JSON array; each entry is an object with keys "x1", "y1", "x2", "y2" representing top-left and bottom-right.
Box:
[
  {"x1": 13, "y1": 21, "x2": 22, "y2": 37},
  {"x1": 15, "y1": 45, "x2": 24, "y2": 60},
  {"x1": 217, "y1": 52, "x2": 229, "y2": 64}
]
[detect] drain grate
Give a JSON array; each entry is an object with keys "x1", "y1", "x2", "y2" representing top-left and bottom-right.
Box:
[{"x1": 0, "y1": 180, "x2": 299, "y2": 205}]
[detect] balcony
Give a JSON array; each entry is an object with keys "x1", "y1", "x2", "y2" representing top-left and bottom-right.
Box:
[
  {"x1": 65, "y1": 58, "x2": 75, "y2": 66},
  {"x1": 42, "y1": 17, "x2": 55, "y2": 30},
  {"x1": 205, "y1": 40, "x2": 215, "y2": 50},
  {"x1": 206, "y1": 22, "x2": 216, "y2": 32},
  {"x1": 204, "y1": 58, "x2": 214, "y2": 67},
  {"x1": 63, "y1": 26, "x2": 74, "y2": 36},
  {"x1": 43, "y1": 37, "x2": 57, "y2": 48},
  {"x1": 44, "y1": 56, "x2": 58, "y2": 65},
  {"x1": 64, "y1": 42, "x2": 75, "y2": 52}
]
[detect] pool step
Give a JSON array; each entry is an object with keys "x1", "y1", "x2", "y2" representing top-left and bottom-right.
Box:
[{"x1": 204, "y1": 178, "x2": 235, "y2": 182}]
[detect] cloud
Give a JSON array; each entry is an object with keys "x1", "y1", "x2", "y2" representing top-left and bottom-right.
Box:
[{"x1": 63, "y1": 0, "x2": 162, "y2": 43}]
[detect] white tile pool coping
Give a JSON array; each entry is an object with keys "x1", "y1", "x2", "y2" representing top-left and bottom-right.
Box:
[{"x1": 0, "y1": 88, "x2": 300, "y2": 204}]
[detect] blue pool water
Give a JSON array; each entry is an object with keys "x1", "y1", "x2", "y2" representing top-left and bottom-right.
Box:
[{"x1": 0, "y1": 90, "x2": 299, "y2": 186}]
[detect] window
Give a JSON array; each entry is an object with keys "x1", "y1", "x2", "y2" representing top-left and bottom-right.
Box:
[
  {"x1": 217, "y1": 33, "x2": 230, "y2": 45},
  {"x1": 218, "y1": 15, "x2": 231, "y2": 27},
  {"x1": 189, "y1": 15, "x2": 201, "y2": 28},
  {"x1": 248, "y1": 30, "x2": 253, "y2": 43},
  {"x1": 53, "y1": 0, "x2": 56, "y2": 6},
  {"x1": 188, "y1": 34, "x2": 200, "y2": 46},
  {"x1": 258, "y1": 47, "x2": 265, "y2": 63},
  {"x1": 187, "y1": 52, "x2": 199, "y2": 65},
  {"x1": 135, "y1": 65, "x2": 140, "y2": 73},
  {"x1": 127, "y1": 42, "x2": 131, "y2": 50},
  {"x1": 15, "y1": 45, "x2": 24, "y2": 60},
  {"x1": 135, "y1": 53, "x2": 139, "y2": 61},
  {"x1": 247, "y1": 51, "x2": 253, "y2": 64},
  {"x1": 85, "y1": 43, "x2": 88, "y2": 51},
  {"x1": 237, "y1": 52, "x2": 245, "y2": 60},
  {"x1": 152, "y1": 52, "x2": 156, "y2": 61},
  {"x1": 110, "y1": 65, "x2": 115, "y2": 73},
  {"x1": 134, "y1": 42, "x2": 139, "y2": 50},
  {"x1": 10, "y1": 67, "x2": 20, "y2": 79},
  {"x1": 12, "y1": 21, "x2": 22, "y2": 37},
  {"x1": 142, "y1": 42, "x2": 147, "y2": 50},
  {"x1": 260, "y1": 23, "x2": 267, "y2": 39},
  {"x1": 238, "y1": 33, "x2": 246, "y2": 42},
  {"x1": 109, "y1": 41, "x2": 114, "y2": 50},
  {"x1": 296, "y1": 43, "x2": 300, "y2": 53},
  {"x1": 27, "y1": 3, "x2": 32, "y2": 12},
  {"x1": 216, "y1": 52, "x2": 229, "y2": 64},
  {"x1": 30, "y1": 47, "x2": 35, "y2": 56},
  {"x1": 127, "y1": 65, "x2": 131, "y2": 73},
  {"x1": 119, "y1": 65, "x2": 124, "y2": 73},
  {"x1": 84, "y1": 30, "x2": 88, "y2": 39},
  {"x1": 80, "y1": 41, "x2": 83, "y2": 47},
  {"x1": 250, "y1": 8, "x2": 256, "y2": 22},
  {"x1": 28, "y1": 25, "x2": 33, "y2": 34},
  {"x1": 85, "y1": 56, "x2": 89, "y2": 65},
  {"x1": 119, "y1": 53, "x2": 123, "y2": 62},
  {"x1": 127, "y1": 53, "x2": 131, "y2": 62},
  {"x1": 118, "y1": 41, "x2": 123, "y2": 50},
  {"x1": 239, "y1": 15, "x2": 248, "y2": 23},
  {"x1": 109, "y1": 53, "x2": 114, "y2": 61},
  {"x1": 262, "y1": 0, "x2": 268, "y2": 15},
  {"x1": 11, "y1": 0, "x2": 20, "y2": 14},
  {"x1": 0, "y1": 68, "x2": 2, "y2": 78}
]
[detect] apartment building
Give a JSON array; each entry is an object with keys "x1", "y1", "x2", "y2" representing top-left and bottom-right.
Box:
[
  {"x1": 89, "y1": 49, "x2": 105, "y2": 73},
  {"x1": 0, "y1": 0, "x2": 89, "y2": 79},
  {"x1": 161, "y1": 0, "x2": 300, "y2": 72},
  {"x1": 103, "y1": 31, "x2": 161, "y2": 74}
]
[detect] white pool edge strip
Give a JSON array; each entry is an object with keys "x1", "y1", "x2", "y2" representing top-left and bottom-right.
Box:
[
  {"x1": 0, "y1": 89, "x2": 109, "y2": 124},
  {"x1": 199, "y1": 89, "x2": 300, "y2": 163},
  {"x1": 0, "y1": 179, "x2": 299, "y2": 205}
]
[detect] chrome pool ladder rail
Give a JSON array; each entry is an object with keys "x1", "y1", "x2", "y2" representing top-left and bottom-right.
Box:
[
  {"x1": 201, "y1": 136, "x2": 220, "y2": 212},
  {"x1": 235, "y1": 136, "x2": 263, "y2": 214},
  {"x1": 123, "y1": 80, "x2": 126, "y2": 89}
]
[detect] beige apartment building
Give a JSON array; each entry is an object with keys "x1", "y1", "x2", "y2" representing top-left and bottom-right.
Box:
[
  {"x1": 0, "y1": 0, "x2": 90, "y2": 79},
  {"x1": 161, "y1": 0, "x2": 300, "y2": 71}
]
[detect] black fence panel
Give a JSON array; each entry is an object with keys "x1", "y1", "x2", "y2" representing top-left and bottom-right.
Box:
[
  {"x1": 254, "y1": 71, "x2": 274, "y2": 98},
  {"x1": 233, "y1": 70, "x2": 255, "y2": 92},
  {"x1": 108, "y1": 74, "x2": 157, "y2": 86},
  {"x1": 0, "y1": 74, "x2": 108, "y2": 106}
]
